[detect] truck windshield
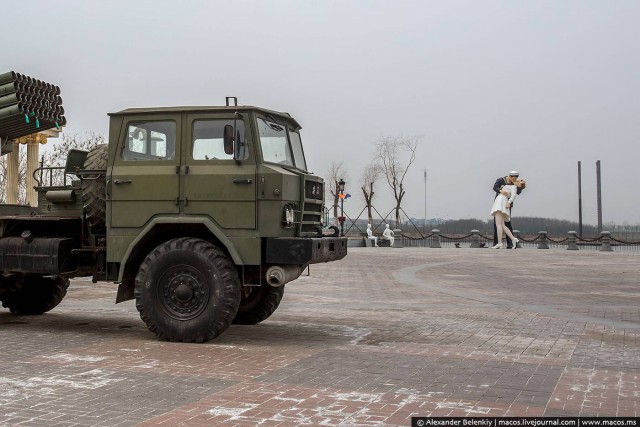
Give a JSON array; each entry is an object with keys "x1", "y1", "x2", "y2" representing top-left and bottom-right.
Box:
[{"x1": 257, "y1": 117, "x2": 307, "y2": 171}]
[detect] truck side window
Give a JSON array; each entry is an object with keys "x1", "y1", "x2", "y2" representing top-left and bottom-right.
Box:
[
  {"x1": 192, "y1": 119, "x2": 247, "y2": 161},
  {"x1": 122, "y1": 121, "x2": 176, "y2": 161},
  {"x1": 289, "y1": 130, "x2": 307, "y2": 172}
]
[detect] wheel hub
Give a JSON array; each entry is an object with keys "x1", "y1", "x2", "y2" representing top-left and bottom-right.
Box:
[
  {"x1": 161, "y1": 269, "x2": 209, "y2": 320},
  {"x1": 174, "y1": 283, "x2": 193, "y2": 302}
]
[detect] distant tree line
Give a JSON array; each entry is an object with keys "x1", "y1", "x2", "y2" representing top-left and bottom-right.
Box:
[
  {"x1": 421, "y1": 217, "x2": 602, "y2": 237},
  {"x1": 326, "y1": 135, "x2": 419, "y2": 228},
  {"x1": 423, "y1": 217, "x2": 640, "y2": 238}
]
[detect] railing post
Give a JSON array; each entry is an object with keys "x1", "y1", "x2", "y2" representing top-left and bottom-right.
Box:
[
  {"x1": 567, "y1": 231, "x2": 579, "y2": 250},
  {"x1": 430, "y1": 229, "x2": 441, "y2": 248},
  {"x1": 393, "y1": 229, "x2": 403, "y2": 248},
  {"x1": 600, "y1": 231, "x2": 612, "y2": 252},
  {"x1": 537, "y1": 231, "x2": 549, "y2": 249},
  {"x1": 513, "y1": 230, "x2": 521, "y2": 248},
  {"x1": 470, "y1": 229, "x2": 480, "y2": 248}
]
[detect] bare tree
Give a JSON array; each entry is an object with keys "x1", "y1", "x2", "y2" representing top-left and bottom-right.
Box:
[
  {"x1": 375, "y1": 135, "x2": 420, "y2": 227},
  {"x1": 326, "y1": 161, "x2": 349, "y2": 225},
  {"x1": 44, "y1": 132, "x2": 105, "y2": 167},
  {"x1": 361, "y1": 162, "x2": 381, "y2": 226}
]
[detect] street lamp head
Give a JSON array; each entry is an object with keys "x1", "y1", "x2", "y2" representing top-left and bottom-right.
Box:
[{"x1": 338, "y1": 178, "x2": 345, "y2": 193}]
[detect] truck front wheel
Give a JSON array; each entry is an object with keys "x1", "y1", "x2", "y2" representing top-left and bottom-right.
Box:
[
  {"x1": 134, "y1": 237, "x2": 241, "y2": 343},
  {"x1": 0, "y1": 275, "x2": 69, "y2": 315},
  {"x1": 233, "y1": 284, "x2": 285, "y2": 325}
]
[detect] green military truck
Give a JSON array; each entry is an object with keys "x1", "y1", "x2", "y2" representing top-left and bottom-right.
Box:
[{"x1": 0, "y1": 98, "x2": 347, "y2": 342}]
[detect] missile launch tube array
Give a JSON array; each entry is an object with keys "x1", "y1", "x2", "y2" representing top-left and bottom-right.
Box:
[{"x1": 0, "y1": 71, "x2": 67, "y2": 141}]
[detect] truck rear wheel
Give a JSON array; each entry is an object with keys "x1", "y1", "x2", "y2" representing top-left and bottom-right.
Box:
[
  {"x1": 81, "y1": 144, "x2": 108, "y2": 233},
  {"x1": 0, "y1": 275, "x2": 69, "y2": 315},
  {"x1": 233, "y1": 284, "x2": 285, "y2": 325},
  {"x1": 134, "y1": 237, "x2": 241, "y2": 343}
]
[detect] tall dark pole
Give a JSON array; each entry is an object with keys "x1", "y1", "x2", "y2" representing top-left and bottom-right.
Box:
[
  {"x1": 338, "y1": 178, "x2": 345, "y2": 237},
  {"x1": 596, "y1": 160, "x2": 602, "y2": 234},
  {"x1": 340, "y1": 197, "x2": 344, "y2": 237},
  {"x1": 578, "y1": 161, "x2": 583, "y2": 237},
  {"x1": 423, "y1": 169, "x2": 427, "y2": 234}
]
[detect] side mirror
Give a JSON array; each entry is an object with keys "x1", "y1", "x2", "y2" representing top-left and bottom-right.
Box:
[{"x1": 223, "y1": 124, "x2": 234, "y2": 155}]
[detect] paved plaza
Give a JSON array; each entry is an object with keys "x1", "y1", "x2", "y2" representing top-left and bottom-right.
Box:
[{"x1": 1, "y1": 247, "x2": 639, "y2": 426}]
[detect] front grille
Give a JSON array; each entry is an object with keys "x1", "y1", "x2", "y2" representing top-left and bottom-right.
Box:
[
  {"x1": 300, "y1": 180, "x2": 324, "y2": 235},
  {"x1": 305, "y1": 181, "x2": 323, "y2": 200},
  {"x1": 300, "y1": 201, "x2": 323, "y2": 235}
]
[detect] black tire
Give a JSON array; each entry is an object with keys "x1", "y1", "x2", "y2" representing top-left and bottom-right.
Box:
[
  {"x1": 233, "y1": 284, "x2": 285, "y2": 325},
  {"x1": 134, "y1": 237, "x2": 241, "y2": 343},
  {"x1": 0, "y1": 275, "x2": 69, "y2": 315},
  {"x1": 81, "y1": 144, "x2": 108, "y2": 233}
]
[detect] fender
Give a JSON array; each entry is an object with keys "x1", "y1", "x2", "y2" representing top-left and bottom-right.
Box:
[{"x1": 116, "y1": 216, "x2": 243, "y2": 283}]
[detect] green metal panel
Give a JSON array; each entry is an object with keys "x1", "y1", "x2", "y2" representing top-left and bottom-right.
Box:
[
  {"x1": 228, "y1": 237, "x2": 260, "y2": 265},
  {"x1": 109, "y1": 106, "x2": 301, "y2": 130},
  {"x1": 182, "y1": 113, "x2": 257, "y2": 229},
  {"x1": 106, "y1": 234, "x2": 134, "y2": 263},
  {"x1": 256, "y1": 164, "x2": 302, "y2": 237},
  {"x1": 113, "y1": 216, "x2": 248, "y2": 282},
  {"x1": 37, "y1": 189, "x2": 84, "y2": 217},
  {"x1": 0, "y1": 205, "x2": 37, "y2": 217},
  {"x1": 109, "y1": 114, "x2": 181, "y2": 228}
]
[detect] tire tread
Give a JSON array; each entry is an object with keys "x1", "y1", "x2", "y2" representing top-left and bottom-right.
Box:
[
  {"x1": 81, "y1": 144, "x2": 108, "y2": 233},
  {"x1": 134, "y1": 237, "x2": 240, "y2": 343}
]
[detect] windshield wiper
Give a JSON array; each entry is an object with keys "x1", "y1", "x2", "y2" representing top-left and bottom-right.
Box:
[
  {"x1": 265, "y1": 114, "x2": 284, "y2": 132},
  {"x1": 276, "y1": 163, "x2": 307, "y2": 174}
]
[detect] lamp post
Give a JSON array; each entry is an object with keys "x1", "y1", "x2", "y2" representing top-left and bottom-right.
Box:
[
  {"x1": 338, "y1": 178, "x2": 345, "y2": 237},
  {"x1": 424, "y1": 169, "x2": 427, "y2": 234}
]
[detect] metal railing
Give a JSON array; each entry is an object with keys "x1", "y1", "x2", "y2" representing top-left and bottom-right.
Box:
[{"x1": 350, "y1": 229, "x2": 640, "y2": 252}]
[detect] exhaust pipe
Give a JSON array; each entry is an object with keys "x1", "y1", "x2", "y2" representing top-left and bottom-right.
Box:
[{"x1": 265, "y1": 265, "x2": 303, "y2": 287}]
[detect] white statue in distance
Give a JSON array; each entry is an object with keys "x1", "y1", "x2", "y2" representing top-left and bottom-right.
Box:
[
  {"x1": 366, "y1": 224, "x2": 379, "y2": 247},
  {"x1": 382, "y1": 224, "x2": 395, "y2": 246}
]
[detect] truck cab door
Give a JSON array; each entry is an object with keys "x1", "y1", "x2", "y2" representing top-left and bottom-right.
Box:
[
  {"x1": 182, "y1": 114, "x2": 256, "y2": 229},
  {"x1": 109, "y1": 117, "x2": 181, "y2": 228}
]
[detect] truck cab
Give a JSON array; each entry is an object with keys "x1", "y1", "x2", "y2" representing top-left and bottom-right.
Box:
[{"x1": 0, "y1": 99, "x2": 347, "y2": 342}]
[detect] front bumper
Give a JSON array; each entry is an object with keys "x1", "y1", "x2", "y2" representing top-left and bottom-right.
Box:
[{"x1": 264, "y1": 237, "x2": 347, "y2": 265}]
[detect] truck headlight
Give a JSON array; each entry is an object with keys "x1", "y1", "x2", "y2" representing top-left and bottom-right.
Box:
[{"x1": 282, "y1": 204, "x2": 295, "y2": 228}]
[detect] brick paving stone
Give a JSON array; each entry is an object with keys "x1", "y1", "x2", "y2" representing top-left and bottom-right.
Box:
[{"x1": 1, "y1": 248, "x2": 639, "y2": 425}]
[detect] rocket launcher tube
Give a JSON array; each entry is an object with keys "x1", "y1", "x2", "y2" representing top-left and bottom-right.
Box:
[{"x1": 0, "y1": 71, "x2": 17, "y2": 85}]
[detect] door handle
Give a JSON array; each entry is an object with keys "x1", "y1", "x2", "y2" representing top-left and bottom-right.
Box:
[
  {"x1": 113, "y1": 179, "x2": 132, "y2": 185},
  {"x1": 233, "y1": 179, "x2": 252, "y2": 184}
]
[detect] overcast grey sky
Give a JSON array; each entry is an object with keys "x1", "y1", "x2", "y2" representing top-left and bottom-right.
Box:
[{"x1": 4, "y1": 0, "x2": 639, "y2": 225}]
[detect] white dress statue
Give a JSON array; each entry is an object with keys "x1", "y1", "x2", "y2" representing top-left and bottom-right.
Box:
[
  {"x1": 490, "y1": 184, "x2": 517, "y2": 221},
  {"x1": 382, "y1": 224, "x2": 395, "y2": 246},
  {"x1": 490, "y1": 184, "x2": 520, "y2": 249},
  {"x1": 366, "y1": 224, "x2": 379, "y2": 247}
]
